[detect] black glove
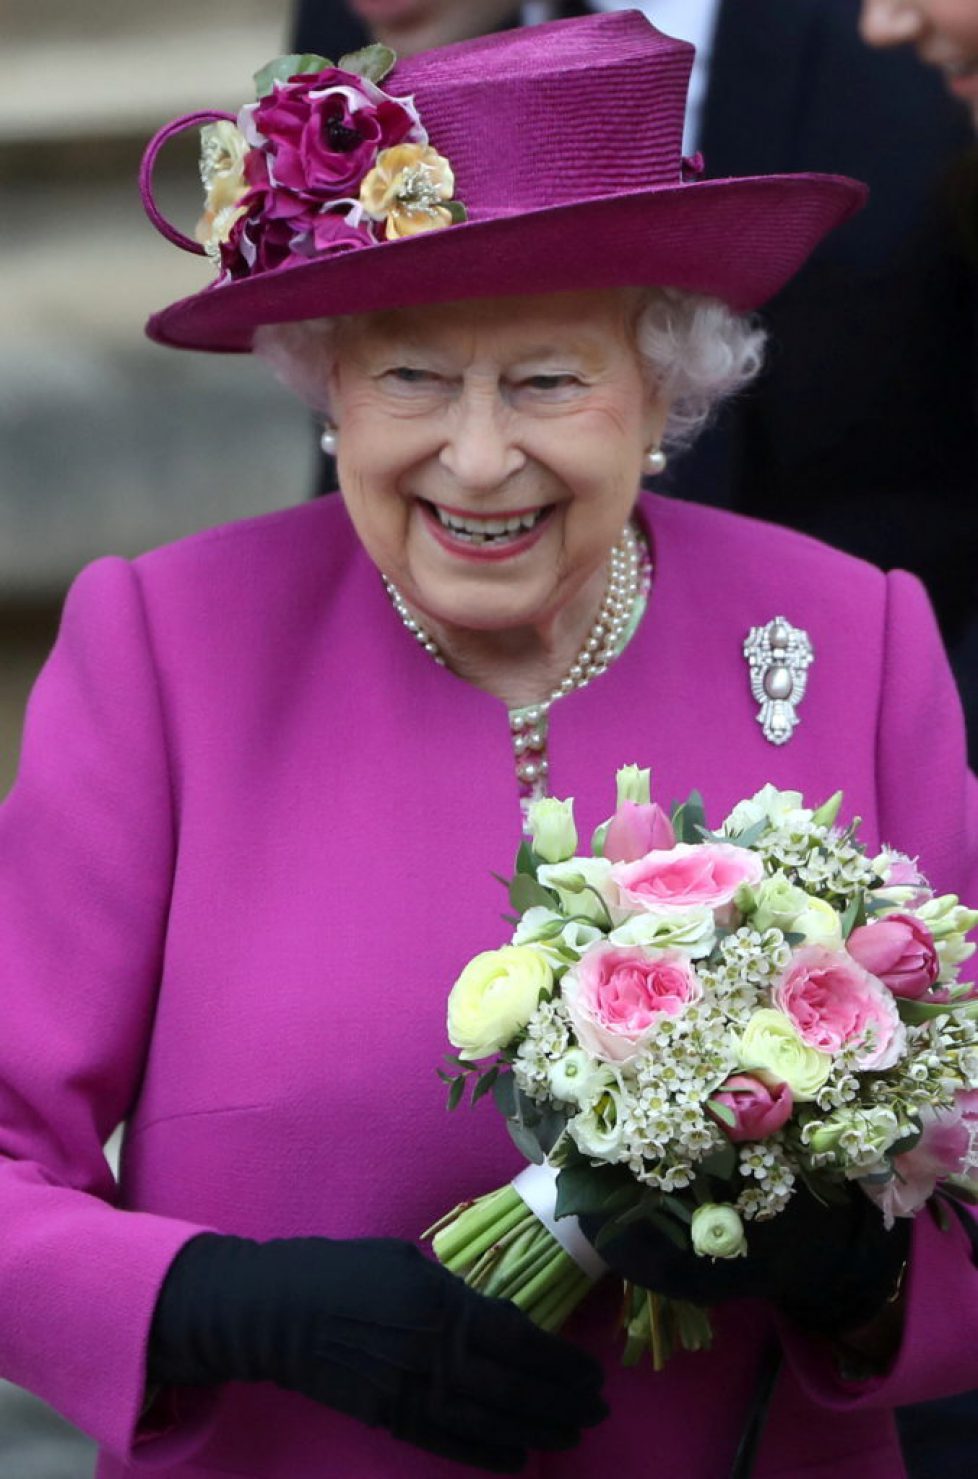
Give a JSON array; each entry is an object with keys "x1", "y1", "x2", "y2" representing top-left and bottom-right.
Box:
[
  {"x1": 580, "y1": 1184, "x2": 909, "y2": 1335},
  {"x1": 148, "y1": 1233, "x2": 607, "y2": 1473}
]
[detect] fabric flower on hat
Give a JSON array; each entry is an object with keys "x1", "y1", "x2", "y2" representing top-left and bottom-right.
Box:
[
  {"x1": 360, "y1": 143, "x2": 461, "y2": 239},
  {"x1": 195, "y1": 121, "x2": 251, "y2": 261},
  {"x1": 242, "y1": 68, "x2": 424, "y2": 200}
]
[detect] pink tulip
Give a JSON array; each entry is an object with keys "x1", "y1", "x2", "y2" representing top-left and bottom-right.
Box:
[
  {"x1": 603, "y1": 802, "x2": 676, "y2": 863},
  {"x1": 709, "y1": 1074, "x2": 794, "y2": 1142},
  {"x1": 846, "y1": 913, "x2": 940, "y2": 999}
]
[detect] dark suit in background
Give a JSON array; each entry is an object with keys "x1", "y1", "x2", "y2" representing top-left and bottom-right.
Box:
[{"x1": 294, "y1": 0, "x2": 978, "y2": 763}]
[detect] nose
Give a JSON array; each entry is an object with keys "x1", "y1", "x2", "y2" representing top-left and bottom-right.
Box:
[
  {"x1": 859, "y1": 0, "x2": 923, "y2": 47},
  {"x1": 438, "y1": 386, "x2": 526, "y2": 492}
]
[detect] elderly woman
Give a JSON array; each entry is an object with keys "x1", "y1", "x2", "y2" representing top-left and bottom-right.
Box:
[{"x1": 2, "y1": 11, "x2": 977, "y2": 1479}]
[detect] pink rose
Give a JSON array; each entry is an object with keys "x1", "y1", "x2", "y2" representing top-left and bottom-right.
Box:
[
  {"x1": 247, "y1": 69, "x2": 422, "y2": 201},
  {"x1": 612, "y1": 843, "x2": 764, "y2": 914},
  {"x1": 709, "y1": 1073, "x2": 794, "y2": 1143},
  {"x1": 223, "y1": 194, "x2": 371, "y2": 277},
  {"x1": 863, "y1": 1090, "x2": 978, "y2": 1226},
  {"x1": 562, "y1": 943, "x2": 703, "y2": 1065},
  {"x1": 772, "y1": 945, "x2": 906, "y2": 1070},
  {"x1": 603, "y1": 802, "x2": 677, "y2": 864},
  {"x1": 846, "y1": 914, "x2": 940, "y2": 1000}
]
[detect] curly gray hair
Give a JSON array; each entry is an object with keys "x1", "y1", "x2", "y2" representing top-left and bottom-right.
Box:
[{"x1": 253, "y1": 287, "x2": 765, "y2": 452}]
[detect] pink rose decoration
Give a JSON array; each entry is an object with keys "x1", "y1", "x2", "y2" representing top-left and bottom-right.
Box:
[
  {"x1": 604, "y1": 802, "x2": 676, "y2": 864},
  {"x1": 248, "y1": 69, "x2": 422, "y2": 200},
  {"x1": 612, "y1": 843, "x2": 764, "y2": 914},
  {"x1": 772, "y1": 945, "x2": 906, "y2": 1070},
  {"x1": 863, "y1": 1091, "x2": 978, "y2": 1226},
  {"x1": 709, "y1": 1074, "x2": 794, "y2": 1143},
  {"x1": 223, "y1": 191, "x2": 372, "y2": 277},
  {"x1": 562, "y1": 943, "x2": 703, "y2": 1065},
  {"x1": 845, "y1": 914, "x2": 940, "y2": 1000}
]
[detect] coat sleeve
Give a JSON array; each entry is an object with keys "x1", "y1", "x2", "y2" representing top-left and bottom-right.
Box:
[
  {"x1": 781, "y1": 568, "x2": 978, "y2": 1411},
  {"x1": 0, "y1": 557, "x2": 217, "y2": 1465}
]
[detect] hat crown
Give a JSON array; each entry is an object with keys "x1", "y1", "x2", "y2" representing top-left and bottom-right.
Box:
[{"x1": 390, "y1": 11, "x2": 693, "y2": 214}]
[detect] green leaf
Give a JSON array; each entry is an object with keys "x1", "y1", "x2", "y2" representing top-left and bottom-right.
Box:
[
  {"x1": 515, "y1": 841, "x2": 539, "y2": 877},
  {"x1": 507, "y1": 1119, "x2": 547, "y2": 1164},
  {"x1": 436, "y1": 1068, "x2": 455, "y2": 1084},
  {"x1": 253, "y1": 53, "x2": 333, "y2": 96},
  {"x1": 645, "y1": 1209, "x2": 690, "y2": 1251},
  {"x1": 445, "y1": 199, "x2": 468, "y2": 224},
  {"x1": 492, "y1": 1072, "x2": 517, "y2": 1118},
  {"x1": 706, "y1": 1099, "x2": 737, "y2": 1129},
  {"x1": 338, "y1": 43, "x2": 397, "y2": 83},
  {"x1": 447, "y1": 1076, "x2": 466, "y2": 1112},
  {"x1": 839, "y1": 892, "x2": 866, "y2": 940},
  {"x1": 662, "y1": 1193, "x2": 693, "y2": 1225},
  {"x1": 726, "y1": 818, "x2": 768, "y2": 851},
  {"x1": 471, "y1": 1066, "x2": 500, "y2": 1105},
  {"x1": 896, "y1": 998, "x2": 978, "y2": 1024},
  {"x1": 554, "y1": 1163, "x2": 632, "y2": 1219},
  {"x1": 697, "y1": 1142, "x2": 737, "y2": 1181},
  {"x1": 509, "y1": 873, "x2": 557, "y2": 914},
  {"x1": 676, "y1": 790, "x2": 707, "y2": 845},
  {"x1": 887, "y1": 1127, "x2": 924, "y2": 1158}
]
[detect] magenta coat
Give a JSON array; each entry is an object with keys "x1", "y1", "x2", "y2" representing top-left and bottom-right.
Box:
[{"x1": 1, "y1": 490, "x2": 976, "y2": 1479}]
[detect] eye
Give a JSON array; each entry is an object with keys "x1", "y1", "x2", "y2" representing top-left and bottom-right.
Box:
[
  {"x1": 521, "y1": 374, "x2": 581, "y2": 393},
  {"x1": 387, "y1": 367, "x2": 436, "y2": 385}
]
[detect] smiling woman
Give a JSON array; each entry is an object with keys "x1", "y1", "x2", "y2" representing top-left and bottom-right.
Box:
[{"x1": 1, "y1": 12, "x2": 977, "y2": 1479}]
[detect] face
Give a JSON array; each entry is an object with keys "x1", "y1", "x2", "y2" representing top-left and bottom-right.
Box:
[
  {"x1": 328, "y1": 290, "x2": 667, "y2": 639},
  {"x1": 860, "y1": 0, "x2": 978, "y2": 113}
]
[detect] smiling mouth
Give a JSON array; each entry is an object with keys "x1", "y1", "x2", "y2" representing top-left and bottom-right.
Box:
[{"x1": 420, "y1": 499, "x2": 553, "y2": 546}]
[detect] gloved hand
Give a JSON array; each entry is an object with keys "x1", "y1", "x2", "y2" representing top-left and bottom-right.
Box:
[
  {"x1": 580, "y1": 1184, "x2": 909, "y2": 1335},
  {"x1": 148, "y1": 1233, "x2": 607, "y2": 1473}
]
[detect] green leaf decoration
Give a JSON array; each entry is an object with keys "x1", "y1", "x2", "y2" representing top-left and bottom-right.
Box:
[
  {"x1": 338, "y1": 44, "x2": 397, "y2": 84},
  {"x1": 471, "y1": 1066, "x2": 500, "y2": 1105},
  {"x1": 507, "y1": 1118, "x2": 547, "y2": 1164},
  {"x1": 445, "y1": 200, "x2": 468, "y2": 225},
  {"x1": 706, "y1": 1099, "x2": 737, "y2": 1129},
  {"x1": 492, "y1": 1072, "x2": 517, "y2": 1118},
  {"x1": 672, "y1": 790, "x2": 707, "y2": 845},
  {"x1": 725, "y1": 818, "x2": 768, "y2": 851},
  {"x1": 253, "y1": 54, "x2": 334, "y2": 97},
  {"x1": 898, "y1": 997, "x2": 978, "y2": 1024},
  {"x1": 515, "y1": 841, "x2": 539, "y2": 878},
  {"x1": 839, "y1": 892, "x2": 866, "y2": 940},
  {"x1": 447, "y1": 1076, "x2": 466, "y2": 1112},
  {"x1": 554, "y1": 1162, "x2": 632, "y2": 1219},
  {"x1": 696, "y1": 1142, "x2": 737, "y2": 1182},
  {"x1": 509, "y1": 872, "x2": 558, "y2": 914}
]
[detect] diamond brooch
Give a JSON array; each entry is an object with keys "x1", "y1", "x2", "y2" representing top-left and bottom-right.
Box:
[{"x1": 743, "y1": 616, "x2": 813, "y2": 745}]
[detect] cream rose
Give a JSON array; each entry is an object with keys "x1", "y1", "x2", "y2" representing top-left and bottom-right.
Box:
[
  {"x1": 737, "y1": 1009, "x2": 833, "y2": 1102},
  {"x1": 691, "y1": 1203, "x2": 747, "y2": 1259},
  {"x1": 447, "y1": 946, "x2": 553, "y2": 1060}
]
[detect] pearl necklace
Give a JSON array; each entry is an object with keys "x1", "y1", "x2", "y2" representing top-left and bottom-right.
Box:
[{"x1": 382, "y1": 521, "x2": 651, "y2": 803}]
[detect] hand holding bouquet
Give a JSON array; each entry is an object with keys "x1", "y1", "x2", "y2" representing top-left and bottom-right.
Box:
[{"x1": 426, "y1": 770, "x2": 978, "y2": 1367}]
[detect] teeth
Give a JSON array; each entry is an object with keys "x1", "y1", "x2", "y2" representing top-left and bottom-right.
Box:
[{"x1": 432, "y1": 505, "x2": 545, "y2": 541}]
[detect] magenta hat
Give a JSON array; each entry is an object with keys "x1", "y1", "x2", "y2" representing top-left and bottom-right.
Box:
[{"x1": 141, "y1": 9, "x2": 866, "y2": 354}]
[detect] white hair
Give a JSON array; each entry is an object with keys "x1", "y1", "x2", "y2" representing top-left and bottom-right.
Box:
[{"x1": 253, "y1": 287, "x2": 766, "y2": 452}]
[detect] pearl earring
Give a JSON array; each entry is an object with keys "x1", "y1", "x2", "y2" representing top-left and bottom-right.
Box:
[
  {"x1": 644, "y1": 446, "x2": 667, "y2": 476},
  {"x1": 320, "y1": 424, "x2": 339, "y2": 457}
]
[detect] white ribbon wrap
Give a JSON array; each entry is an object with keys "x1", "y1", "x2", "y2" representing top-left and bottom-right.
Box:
[{"x1": 511, "y1": 1162, "x2": 608, "y2": 1281}]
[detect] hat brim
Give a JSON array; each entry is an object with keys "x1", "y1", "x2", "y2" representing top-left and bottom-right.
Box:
[{"x1": 146, "y1": 172, "x2": 866, "y2": 353}]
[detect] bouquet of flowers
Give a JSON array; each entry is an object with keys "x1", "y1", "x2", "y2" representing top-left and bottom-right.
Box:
[{"x1": 425, "y1": 768, "x2": 978, "y2": 1367}]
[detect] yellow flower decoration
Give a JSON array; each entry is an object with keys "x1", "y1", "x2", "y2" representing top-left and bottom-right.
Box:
[
  {"x1": 360, "y1": 143, "x2": 464, "y2": 241},
  {"x1": 195, "y1": 120, "x2": 251, "y2": 261}
]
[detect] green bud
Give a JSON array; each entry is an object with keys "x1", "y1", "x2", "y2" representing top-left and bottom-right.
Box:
[
  {"x1": 691, "y1": 1203, "x2": 747, "y2": 1260},
  {"x1": 526, "y1": 796, "x2": 578, "y2": 865},
  {"x1": 616, "y1": 764, "x2": 651, "y2": 808},
  {"x1": 811, "y1": 790, "x2": 844, "y2": 828}
]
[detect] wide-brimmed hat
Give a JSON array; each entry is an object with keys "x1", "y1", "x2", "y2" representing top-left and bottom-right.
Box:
[{"x1": 141, "y1": 9, "x2": 866, "y2": 354}]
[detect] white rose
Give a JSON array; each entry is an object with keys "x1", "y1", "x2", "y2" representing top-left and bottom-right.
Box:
[
  {"x1": 447, "y1": 946, "x2": 553, "y2": 1060},
  {"x1": 724, "y1": 784, "x2": 810, "y2": 837},
  {"x1": 609, "y1": 906, "x2": 715, "y2": 959}
]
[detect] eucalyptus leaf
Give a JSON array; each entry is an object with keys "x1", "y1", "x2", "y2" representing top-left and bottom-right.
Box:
[
  {"x1": 727, "y1": 818, "x2": 769, "y2": 851},
  {"x1": 447, "y1": 1076, "x2": 466, "y2": 1112},
  {"x1": 507, "y1": 1118, "x2": 546, "y2": 1164},
  {"x1": 254, "y1": 54, "x2": 332, "y2": 96},
  {"x1": 509, "y1": 872, "x2": 558, "y2": 914},
  {"x1": 471, "y1": 1066, "x2": 500, "y2": 1105},
  {"x1": 492, "y1": 1072, "x2": 517, "y2": 1118},
  {"x1": 338, "y1": 43, "x2": 397, "y2": 84}
]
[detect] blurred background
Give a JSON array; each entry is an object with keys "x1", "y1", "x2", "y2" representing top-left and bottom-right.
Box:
[{"x1": 0, "y1": 0, "x2": 306, "y2": 801}]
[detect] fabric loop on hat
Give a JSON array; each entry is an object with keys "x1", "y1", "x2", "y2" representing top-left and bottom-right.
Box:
[{"x1": 140, "y1": 111, "x2": 237, "y2": 256}]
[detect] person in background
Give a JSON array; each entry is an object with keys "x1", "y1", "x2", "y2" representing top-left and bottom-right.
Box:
[
  {"x1": 860, "y1": 0, "x2": 978, "y2": 121},
  {"x1": 294, "y1": 0, "x2": 978, "y2": 765}
]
